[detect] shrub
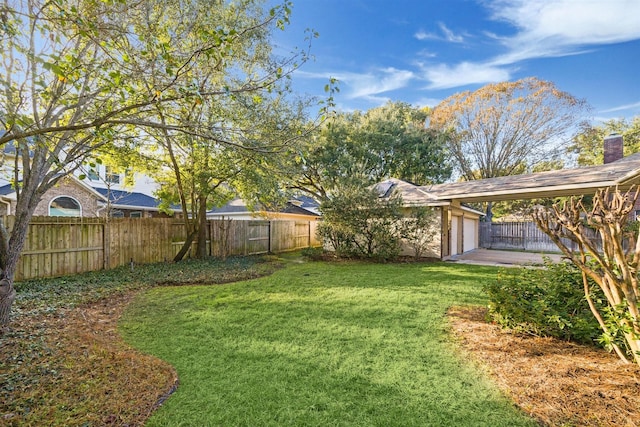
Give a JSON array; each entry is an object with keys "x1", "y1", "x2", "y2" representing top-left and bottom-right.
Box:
[
  {"x1": 318, "y1": 186, "x2": 403, "y2": 261},
  {"x1": 483, "y1": 259, "x2": 603, "y2": 345},
  {"x1": 400, "y1": 207, "x2": 439, "y2": 259}
]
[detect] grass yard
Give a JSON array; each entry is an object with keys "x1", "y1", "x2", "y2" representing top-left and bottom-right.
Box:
[
  {"x1": 0, "y1": 255, "x2": 285, "y2": 426},
  {"x1": 120, "y1": 260, "x2": 536, "y2": 427}
]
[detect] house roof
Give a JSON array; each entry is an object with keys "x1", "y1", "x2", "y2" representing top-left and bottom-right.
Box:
[
  {"x1": 281, "y1": 203, "x2": 321, "y2": 217},
  {"x1": 92, "y1": 187, "x2": 164, "y2": 210},
  {"x1": 421, "y1": 153, "x2": 640, "y2": 203},
  {"x1": 208, "y1": 198, "x2": 254, "y2": 214},
  {"x1": 0, "y1": 183, "x2": 14, "y2": 196},
  {"x1": 376, "y1": 178, "x2": 446, "y2": 206},
  {"x1": 207, "y1": 196, "x2": 321, "y2": 217},
  {"x1": 377, "y1": 178, "x2": 484, "y2": 216},
  {"x1": 286, "y1": 195, "x2": 321, "y2": 216}
]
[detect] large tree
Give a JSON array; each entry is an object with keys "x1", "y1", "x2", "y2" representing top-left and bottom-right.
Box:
[
  {"x1": 290, "y1": 101, "x2": 451, "y2": 202},
  {"x1": 429, "y1": 77, "x2": 589, "y2": 220},
  {"x1": 0, "y1": 0, "x2": 313, "y2": 329},
  {"x1": 570, "y1": 116, "x2": 640, "y2": 166},
  {"x1": 150, "y1": 92, "x2": 310, "y2": 261}
]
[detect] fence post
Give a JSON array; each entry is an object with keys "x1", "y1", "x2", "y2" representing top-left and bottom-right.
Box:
[{"x1": 103, "y1": 219, "x2": 110, "y2": 270}]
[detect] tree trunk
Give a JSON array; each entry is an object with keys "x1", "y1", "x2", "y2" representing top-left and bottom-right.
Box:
[
  {"x1": 174, "y1": 229, "x2": 198, "y2": 262},
  {"x1": 0, "y1": 208, "x2": 36, "y2": 329},
  {"x1": 485, "y1": 201, "x2": 493, "y2": 222},
  {"x1": 195, "y1": 197, "x2": 208, "y2": 259},
  {"x1": 0, "y1": 278, "x2": 16, "y2": 332}
]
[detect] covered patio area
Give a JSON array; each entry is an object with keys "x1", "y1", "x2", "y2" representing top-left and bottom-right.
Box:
[
  {"x1": 448, "y1": 248, "x2": 563, "y2": 267},
  {"x1": 382, "y1": 134, "x2": 640, "y2": 260}
]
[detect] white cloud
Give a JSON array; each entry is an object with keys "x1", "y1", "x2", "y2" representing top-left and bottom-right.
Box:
[
  {"x1": 337, "y1": 68, "x2": 415, "y2": 99},
  {"x1": 415, "y1": 0, "x2": 640, "y2": 90},
  {"x1": 488, "y1": 0, "x2": 640, "y2": 64},
  {"x1": 413, "y1": 97, "x2": 443, "y2": 108},
  {"x1": 414, "y1": 30, "x2": 434, "y2": 41},
  {"x1": 293, "y1": 68, "x2": 413, "y2": 103},
  {"x1": 599, "y1": 101, "x2": 640, "y2": 114},
  {"x1": 438, "y1": 23, "x2": 464, "y2": 43},
  {"x1": 416, "y1": 49, "x2": 437, "y2": 59},
  {"x1": 422, "y1": 62, "x2": 512, "y2": 89},
  {"x1": 414, "y1": 22, "x2": 465, "y2": 43}
]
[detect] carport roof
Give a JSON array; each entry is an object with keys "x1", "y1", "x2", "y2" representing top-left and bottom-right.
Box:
[{"x1": 420, "y1": 153, "x2": 640, "y2": 203}]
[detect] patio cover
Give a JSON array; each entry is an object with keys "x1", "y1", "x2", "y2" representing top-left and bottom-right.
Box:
[{"x1": 421, "y1": 152, "x2": 640, "y2": 203}]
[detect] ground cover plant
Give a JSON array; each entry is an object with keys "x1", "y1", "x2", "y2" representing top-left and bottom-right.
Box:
[
  {"x1": 484, "y1": 259, "x2": 603, "y2": 344},
  {"x1": 0, "y1": 255, "x2": 283, "y2": 426},
  {"x1": 120, "y1": 261, "x2": 536, "y2": 427}
]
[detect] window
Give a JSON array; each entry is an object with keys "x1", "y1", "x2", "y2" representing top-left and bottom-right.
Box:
[
  {"x1": 129, "y1": 211, "x2": 142, "y2": 218},
  {"x1": 49, "y1": 196, "x2": 82, "y2": 217},
  {"x1": 87, "y1": 168, "x2": 99, "y2": 181},
  {"x1": 110, "y1": 210, "x2": 124, "y2": 218},
  {"x1": 105, "y1": 166, "x2": 120, "y2": 184}
]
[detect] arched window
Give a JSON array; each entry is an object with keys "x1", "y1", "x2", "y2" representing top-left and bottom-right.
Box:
[{"x1": 49, "y1": 196, "x2": 82, "y2": 217}]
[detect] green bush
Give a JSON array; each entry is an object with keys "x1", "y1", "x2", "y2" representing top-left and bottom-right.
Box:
[
  {"x1": 483, "y1": 259, "x2": 603, "y2": 345},
  {"x1": 318, "y1": 186, "x2": 403, "y2": 261}
]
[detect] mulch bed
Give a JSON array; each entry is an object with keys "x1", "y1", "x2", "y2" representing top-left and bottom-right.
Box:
[
  {"x1": 448, "y1": 306, "x2": 640, "y2": 427},
  {"x1": 1, "y1": 293, "x2": 178, "y2": 426}
]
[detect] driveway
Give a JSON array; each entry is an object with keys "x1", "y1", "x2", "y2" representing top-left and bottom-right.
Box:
[{"x1": 448, "y1": 248, "x2": 564, "y2": 267}]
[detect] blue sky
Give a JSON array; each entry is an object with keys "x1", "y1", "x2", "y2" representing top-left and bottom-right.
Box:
[{"x1": 273, "y1": 0, "x2": 640, "y2": 123}]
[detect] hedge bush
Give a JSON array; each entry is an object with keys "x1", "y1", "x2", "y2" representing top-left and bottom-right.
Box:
[{"x1": 483, "y1": 259, "x2": 603, "y2": 345}]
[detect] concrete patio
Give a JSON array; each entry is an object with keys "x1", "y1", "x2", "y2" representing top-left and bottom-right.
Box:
[{"x1": 448, "y1": 248, "x2": 564, "y2": 267}]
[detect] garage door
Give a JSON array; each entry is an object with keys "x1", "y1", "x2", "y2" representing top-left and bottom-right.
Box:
[{"x1": 463, "y1": 217, "x2": 477, "y2": 252}]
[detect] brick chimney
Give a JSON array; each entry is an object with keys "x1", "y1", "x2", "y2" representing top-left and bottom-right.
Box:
[{"x1": 604, "y1": 133, "x2": 624, "y2": 164}]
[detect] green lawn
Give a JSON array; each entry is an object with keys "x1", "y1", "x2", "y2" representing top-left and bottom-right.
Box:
[{"x1": 120, "y1": 260, "x2": 536, "y2": 427}]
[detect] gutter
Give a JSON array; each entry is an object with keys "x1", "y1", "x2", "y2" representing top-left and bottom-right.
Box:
[
  {"x1": 109, "y1": 203, "x2": 163, "y2": 212},
  {"x1": 0, "y1": 197, "x2": 11, "y2": 215}
]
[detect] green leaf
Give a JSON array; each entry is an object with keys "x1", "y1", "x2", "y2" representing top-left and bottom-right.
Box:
[{"x1": 43, "y1": 62, "x2": 65, "y2": 77}]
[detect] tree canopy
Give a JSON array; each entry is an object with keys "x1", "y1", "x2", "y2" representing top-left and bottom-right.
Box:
[
  {"x1": 0, "y1": 0, "x2": 317, "y2": 328},
  {"x1": 289, "y1": 101, "x2": 451, "y2": 202},
  {"x1": 429, "y1": 77, "x2": 589, "y2": 219}
]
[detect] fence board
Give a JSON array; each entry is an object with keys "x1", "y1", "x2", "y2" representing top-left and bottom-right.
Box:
[
  {"x1": 479, "y1": 221, "x2": 603, "y2": 252},
  {"x1": 2, "y1": 216, "x2": 321, "y2": 281}
]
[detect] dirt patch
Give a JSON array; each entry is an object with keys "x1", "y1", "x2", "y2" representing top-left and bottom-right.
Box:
[{"x1": 448, "y1": 306, "x2": 640, "y2": 427}]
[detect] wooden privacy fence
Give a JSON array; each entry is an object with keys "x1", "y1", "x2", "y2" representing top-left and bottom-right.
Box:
[
  {"x1": 479, "y1": 221, "x2": 602, "y2": 252},
  {"x1": 3, "y1": 216, "x2": 321, "y2": 281}
]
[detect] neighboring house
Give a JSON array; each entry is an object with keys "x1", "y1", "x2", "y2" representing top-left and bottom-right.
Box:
[
  {"x1": 380, "y1": 133, "x2": 640, "y2": 260},
  {"x1": 0, "y1": 141, "x2": 171, "y2": 218},
  {"x1": 92, "y1": 187, "x2": 173, "y2": 218},
  {"x1": 0, "y1": 175, "x2": 171, "y2": 218},
  {"x1": 207, "y1": 196, "x2": 321, "y2": 221},
  {"x1": 78, "y1": 163, "x2": 159, "y2": 198}
]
